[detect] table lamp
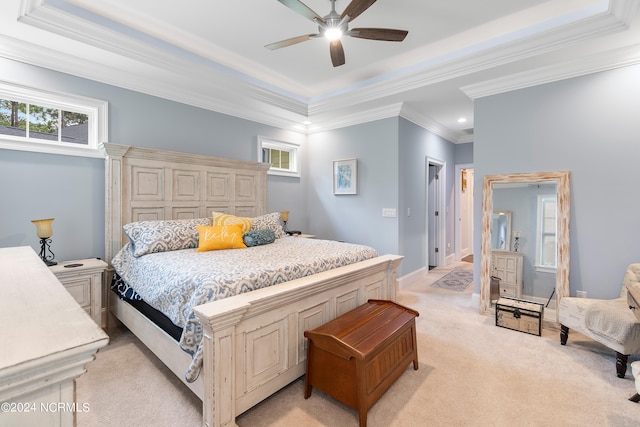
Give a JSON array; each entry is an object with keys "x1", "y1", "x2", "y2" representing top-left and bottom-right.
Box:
[{"x1": 31, "y1": 218, "x2": 57, "y2": 266}]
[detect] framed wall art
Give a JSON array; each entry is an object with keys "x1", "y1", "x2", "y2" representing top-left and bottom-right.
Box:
[{"x1": 333, "y1": 158, "x2": 358, "y2": 195}]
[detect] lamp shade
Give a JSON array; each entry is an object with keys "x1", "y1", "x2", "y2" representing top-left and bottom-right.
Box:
[
  {"x1": 31, "y1": 218, "x2": 54, "y2": 238},
  {"x1": 281, "y1": 211, "x2": 289, "y2": 222}
]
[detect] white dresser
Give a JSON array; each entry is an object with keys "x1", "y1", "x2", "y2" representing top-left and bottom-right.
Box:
[
  {"x1": 0, "y1": 247, "x2": 108, "y2": 427},
  {"x1": 490, "y1": 250, "x2": 524, "y2": 298}
]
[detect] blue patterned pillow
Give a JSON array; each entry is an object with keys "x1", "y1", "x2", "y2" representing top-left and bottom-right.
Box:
[
  {"x1": 242, "y1": 229, "x2": 276, "y2": 247},
  {"x1": 124, "y1": 217, "x2": 211, "y2": 257}
]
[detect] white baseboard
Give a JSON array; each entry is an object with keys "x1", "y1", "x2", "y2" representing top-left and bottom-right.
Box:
[
  {"x1": 445, "y1": 253, "x2": 455, "y2": 265},
  {"x1": 471, "y1": 292, "x2": 480, "y2": 309},
  {"x1": 398, "y1": 267, "x2": 427, "y2": 289}
]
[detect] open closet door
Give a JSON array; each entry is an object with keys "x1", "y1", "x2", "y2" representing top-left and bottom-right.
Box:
[{"x1": 427, "y1": 159, "x2": 445, "y2": 269}]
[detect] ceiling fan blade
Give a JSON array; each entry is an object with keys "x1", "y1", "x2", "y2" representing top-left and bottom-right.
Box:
[
  {"x1": 265, "y1": 34, "x2": 318, "y2": 50},
  {"x1": 277, "y1": 0, "x2": 324, "y2": 23},
  {"x1": 341, "y1": 0, "x2": 377, "y2": 22},
  {"x1": 330, "y1": 39, "x2": 345, "y2": 67},
  {"x1": 349, "y1": 28, "x2": 408, "y2": 42}
]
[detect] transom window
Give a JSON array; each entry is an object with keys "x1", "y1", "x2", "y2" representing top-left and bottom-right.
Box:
[
  {"x1": 257, "y1": 136, "x2": 300, "y2": 177},
  {"x1": 536, "y1": 195, "x2": 557, "y2": 271},
  {"x1": 0, "y1": 81, "x2": 108, "y2": 158}
]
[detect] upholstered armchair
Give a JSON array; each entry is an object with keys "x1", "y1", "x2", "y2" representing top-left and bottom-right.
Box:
[{"x1": 559, "y1": 263, "x2": 640, "y2": 378}]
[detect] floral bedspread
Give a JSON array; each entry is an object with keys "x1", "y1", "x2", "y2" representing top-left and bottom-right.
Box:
[{"x1": 111, "y1": 236, "x2": 378, "y2": 382}]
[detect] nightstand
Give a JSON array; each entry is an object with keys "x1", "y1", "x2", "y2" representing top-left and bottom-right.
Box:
[{"x1": 50, "y1": 258, "x2": 107, "y2": 328}]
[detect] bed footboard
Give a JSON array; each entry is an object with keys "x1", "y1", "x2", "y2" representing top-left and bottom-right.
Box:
[{"x1": 193, "y1": 254, "x2": 402, "y2": 427}]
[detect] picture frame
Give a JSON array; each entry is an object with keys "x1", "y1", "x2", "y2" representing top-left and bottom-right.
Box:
[{"x1": 333, "y1": 158, "x2": 358, "y2": 195}]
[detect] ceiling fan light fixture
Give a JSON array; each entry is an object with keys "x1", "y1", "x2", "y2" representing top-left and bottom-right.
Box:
[
  {"x1": 324, "y1": 27, "x2": 342, "y2": 41},
  {"x1": 269, "y1": 0, "x2": 409, "y2": 67}
]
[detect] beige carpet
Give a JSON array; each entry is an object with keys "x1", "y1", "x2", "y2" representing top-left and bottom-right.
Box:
[{"x1": 76, "y1": 263, "x2": 640, "y2": 426}]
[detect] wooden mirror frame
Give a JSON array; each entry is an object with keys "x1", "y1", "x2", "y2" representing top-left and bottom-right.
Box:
[{"x1": 480, "y1": 171, "x2": 571, "y2": 320}]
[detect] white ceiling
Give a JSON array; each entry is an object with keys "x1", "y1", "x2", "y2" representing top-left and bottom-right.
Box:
[{"x1": 1, "y1": 0, "x2": 640, "y2": 142}]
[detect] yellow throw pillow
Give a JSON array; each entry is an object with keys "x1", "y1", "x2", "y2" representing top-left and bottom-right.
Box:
[
  {"x1": 211, "y1": 211, "x2": 253, "y2": 233},
  {"x1": 196, "y1": 225, "x2": 247, "y2": 252}
]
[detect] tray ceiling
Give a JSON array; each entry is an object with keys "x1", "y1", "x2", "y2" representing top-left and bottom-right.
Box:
[{"x1": 1, "y1": 0, "x2": 639, "y2": 141}]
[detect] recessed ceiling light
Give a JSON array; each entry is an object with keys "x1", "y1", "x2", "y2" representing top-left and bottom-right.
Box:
[
  {"x1": 457, "y1": 117, "x2": 467, "y2": 124},
  {"x1": 302, "y1": 120, "x2": 312, "y2": 125}
]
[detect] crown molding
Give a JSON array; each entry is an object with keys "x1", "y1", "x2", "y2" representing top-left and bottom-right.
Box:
[
  {"x1": 456, "y1": 133, "x2": 475, "y2": 144},
  {"x1": 18, "y1": 0, "x2": 310, "y2": 111},
  {"x1": 8, "y1": 0, "x2": 638, "y2": 140},
  {"x1": 399, "y1": 105, "x2": 460, "y2": 143},
  {"x1": 307, "y1": 0, "x2": 633, "y2": 115},
  {"x1": 0, "y1": 33, "x2": 310, "y2": 131},
  {"x1": 305, "y1": 103, "x2": 404, "y2": 134},
  {"x1": 461, "y1": 42, "x2": 640, "y2": 99}
]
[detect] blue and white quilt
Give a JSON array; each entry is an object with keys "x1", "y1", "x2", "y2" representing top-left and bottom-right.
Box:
[{"x1": 111, "y1": 236, "x2": 378, "y2": 382}]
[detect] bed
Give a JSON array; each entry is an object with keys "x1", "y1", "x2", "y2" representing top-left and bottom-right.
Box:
[{"x1": 101, "y1": 143, "x2": 403, "y2": 427}]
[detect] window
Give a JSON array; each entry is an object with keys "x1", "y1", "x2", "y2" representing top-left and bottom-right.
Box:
[
  {"x1": 536, "y1": 195, "x2": 557, "y2": 272},
  {"x1": 0, "y1": 81, "x2": 108, "y2": 158},
  {"x1": 257, "y1": 136, "x2": 300, "y2": 177}
]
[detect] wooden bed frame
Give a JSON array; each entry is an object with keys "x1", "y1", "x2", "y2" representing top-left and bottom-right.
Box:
[{"x1": 101, "y1": 143, "x2": 403, "y2": 427}]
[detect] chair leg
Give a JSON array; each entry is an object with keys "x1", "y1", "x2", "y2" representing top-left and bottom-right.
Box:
[
  {"x1": 616, "y1": 353, "x2": 629, "y2": 378},
  {"x1": 560, "y1": 324, "x2": 569, "y2": 345},
  {"x1": 629, "y1": 393, "x2": 640, "y2": 403},
  {"x1": 561, "y1": 327, "x2": 629, "y2": 379}
]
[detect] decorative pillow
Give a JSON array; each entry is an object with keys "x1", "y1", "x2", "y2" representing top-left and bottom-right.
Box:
[
  {"x1": 124, "y1": 217, "x2": 211, "y2": 257},
  {"x1": 242, "y1": 229, "x2": 276, "y2": 247},
  {"x1": 251, "y1": 212, "x2": 285, "y2": 238},
  {"x1": 196, "y1": 225, "x2": 247, "y2": 252},
  {"x1": 211, "y1": 211, "x2": 253, "y2": 233}
]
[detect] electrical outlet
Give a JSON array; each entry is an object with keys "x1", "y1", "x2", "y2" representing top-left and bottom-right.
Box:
[{"x1": 576, "y1": 290, "x2": 587, "y2": 298}]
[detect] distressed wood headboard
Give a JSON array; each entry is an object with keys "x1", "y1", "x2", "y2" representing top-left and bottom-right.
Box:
[{"x1": 101, "y1": 143, "x2": 270, "y2": 264}]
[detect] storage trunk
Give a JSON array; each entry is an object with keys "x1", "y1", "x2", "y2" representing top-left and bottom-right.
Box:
[
  {"x1": 304, "y1": 300, "x2": 419, "y2": 427},
  {"x1": 495, "y1": 297, "x2": 543, "y2": 336}
]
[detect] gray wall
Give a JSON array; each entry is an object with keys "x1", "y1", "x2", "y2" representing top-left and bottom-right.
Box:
[
  {"x1": 306, "y1": 119, "x2": 400, "y2": 258},
  {"x1": 0, "y1": 57, "x2": 306, "y2": 262},
  {"x1": 455, "y1": 142, "x2": 473, "y2": 165},
  {"x1": 474, "y1": 63, "x2": 640, "y2": 299},
  {"x1": 398, "y1": 118, "x2": 456, "y2": 275},
  {"x1": 306, "y1": 117, "x2": 459, "y2": 277},
  {"x1": 0, "y1": 56, "x2": 464, "y2": 280}
]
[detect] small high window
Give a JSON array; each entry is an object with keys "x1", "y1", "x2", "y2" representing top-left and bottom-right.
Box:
[
  {"x1": 257, "y1": 136, "x2": 300, "y2": 177},
  {"x1": 0, "y1": 81, "x2": 107, "y2": 158}
]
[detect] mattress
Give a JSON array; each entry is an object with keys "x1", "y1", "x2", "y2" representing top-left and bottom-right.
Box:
[
  {"x1": 111, "y1": 236, "x2": 378, "y2": 382},
  {"x1": 111, "y1": 275, "x2": 183, "y2": 342}
]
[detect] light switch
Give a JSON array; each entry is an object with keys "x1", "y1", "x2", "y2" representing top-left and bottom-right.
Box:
[{"x1": 382, "y1": 208, "x2": 397, "y2": 218}]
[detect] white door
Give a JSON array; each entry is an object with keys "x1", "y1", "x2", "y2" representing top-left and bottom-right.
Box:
[{"x1": 427, "y1": 159, "x2": 445, "y2": 269}]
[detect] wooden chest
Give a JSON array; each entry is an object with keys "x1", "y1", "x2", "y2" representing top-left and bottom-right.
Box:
[
  {"x1": 496, "y1": 297, "x2": 544, "y2": 336},
  {"x1": 304, "y1": 299, "x2": 419, "y2": 427}
]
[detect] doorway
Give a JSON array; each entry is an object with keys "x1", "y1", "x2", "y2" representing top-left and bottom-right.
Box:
[
  {"x1": 426, "y1": 158, "x2": 445, "y2": 270},
  {"x1": 455, "y1": 165, "x2": 474, "y2": 262}
]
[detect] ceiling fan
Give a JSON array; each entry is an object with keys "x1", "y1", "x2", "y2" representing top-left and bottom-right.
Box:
[{"x1": 265, "y1": 0, "x2": 408, "y2": 67}]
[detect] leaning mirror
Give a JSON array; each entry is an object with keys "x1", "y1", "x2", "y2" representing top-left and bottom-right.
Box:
[{"x1": 480, "y1": 171, "x2": 571, "y2": 322}]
